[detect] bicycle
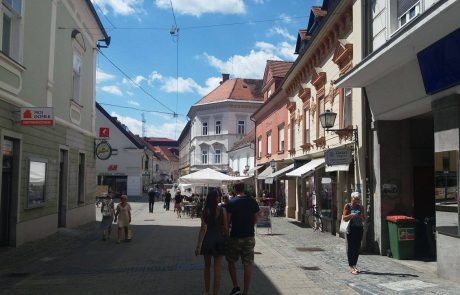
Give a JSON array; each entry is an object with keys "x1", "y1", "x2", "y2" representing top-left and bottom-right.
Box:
[{"x1": 306, "y1": 205, "x2": 323, "y2": 232}]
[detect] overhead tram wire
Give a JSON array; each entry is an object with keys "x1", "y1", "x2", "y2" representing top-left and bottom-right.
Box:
[
  {"x1": 92, "y1": 1, "x2": 117, "y2": 30},
  {"x1": 97, "y1": 102, "x2": 185, "y2": 117},
  {"x1": 97, "y1": 49, "x2": 176, "y2": 115}
]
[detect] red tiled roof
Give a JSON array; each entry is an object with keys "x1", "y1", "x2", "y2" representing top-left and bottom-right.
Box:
[
  {"x1": 266, "y1": 60, "x2": 294, "y2": 78},
  {"x1": 229, "y1": 128, "x2": 255, "y2": 152},
  {"x1": 153, "y1": 146, "x2": 179, "y2": 162},
  {"x1": 195, "y1": 78, "x2": 263, "y2": 105}
]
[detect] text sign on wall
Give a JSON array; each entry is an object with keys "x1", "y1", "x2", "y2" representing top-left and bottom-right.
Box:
[
  {"x1": 20, "y1": 107, "x2": 54, "y2": 126},
  {"x1": 325, "y1": 148, "x2": 352, "y2": 166}
]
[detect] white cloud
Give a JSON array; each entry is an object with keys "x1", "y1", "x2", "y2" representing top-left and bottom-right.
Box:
[
  {"x1": 91, "y1": 0, "x2": 144, "y2": 16},
  {"x1": 96, "y1": 68, "x2": 115, "y2": 84},
  {"x1": 111, "y1": 111, "x2": 187, "y2": 140},
  {"x1": 128, "y1": 100, "x2": 140, "y2": 106},
  {"x1": 148, "y1": 71, "x2": 163, "y2": 85},
  {"x1": 279, "y1": 13, "x2": 293, "y2": 24},
  {"x1": 160, "y1": 76, "x2": 221, "y2": 96},
  {"x1": 123, "y1": 75, "x2": 146, "y2": 86},
  {"x1": 127, "y1": 91, "x2": 135, "y2": 96},
  {"x1": 252, "y1": 0, "x2": 264, "y2": 3},
  {"x1": 268, "y1": 26, "x2": 296, "y2": 42},
  {"x1": 154, "y1": 0, "x2": 245, "y2": 17},
  {"x1": 101, "y1": 85, "x2": 123, "y2": 96},
  {"x1": 203, "y1": 40, "x2": 296, "y2": 79}
]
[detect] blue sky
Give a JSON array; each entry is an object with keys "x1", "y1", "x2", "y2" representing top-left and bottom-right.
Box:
[{"x1": 93, "y1": 0, "x2": 319, "y2": 139}]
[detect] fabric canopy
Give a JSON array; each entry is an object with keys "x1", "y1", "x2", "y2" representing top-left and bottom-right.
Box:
[
  {"x1": 265, "y1": 164, "x2": 295, "y2": 184},
  {"x1": 179, "y1": 168, "x2": 243, "y2": 185},
  {"x1": 286, "y1": 158, "x2": 325, "y2": 177},
  {"x1": 257, "y1": 166, "x2": 273, "y2": 180}
]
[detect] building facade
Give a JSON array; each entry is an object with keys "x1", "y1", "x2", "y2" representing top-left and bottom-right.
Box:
[
  {"x1": 282, "y1": 0, "x2": 366, "y2": 235},
  {"x1": 178, "y1": 121, "x2": 191, "y2": 176},
  {"x1": 228, "y1": 128, "x2": 256, "y2": 177},
  {"x1": 252, "y1": 60, "x2": 294, "y2": 210},
  {"x1": 0, "y1": 0, "x2": 109, "y2": 246},
  {"x1": 188, "y1": 74, "x2": 263, "y2": 173},
  {"x1": 96, "y1": 103, "x2": 158, "y2": 197},
  {"x1": 337, "y1": 0, "x2": 460, "y2": 282}
]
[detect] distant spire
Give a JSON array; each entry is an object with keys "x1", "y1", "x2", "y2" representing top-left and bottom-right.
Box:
[{"x1": 141, "y1": 113, "x2": 146, "y2": 138}]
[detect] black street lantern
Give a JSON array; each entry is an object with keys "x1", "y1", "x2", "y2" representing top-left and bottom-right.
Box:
[{"x1": 319, "y1": 110, "x2": 337, "y2": 129}]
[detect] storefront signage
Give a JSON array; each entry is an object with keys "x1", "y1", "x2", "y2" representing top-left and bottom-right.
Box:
[
  {"x1": 325, "y1": 148, "x2": 352, "y2": 166},
  {"x1": 96, "y1": 141, "x2": 112, "y2": 160},
  {"x1": 99, "y1": 127, "x2": 110, "y2": 138},
  {"x1": 256, "y1": 206, "x2": 272, "y2": 229},
  {"x1": 20, "y1": 107, "x2": 54, "y2": 126},
  {"x1": 398, "y1": 228, "x2": 415, "y2": 241},
  {"x1": 2, "y1": 139, "x2": 13, "y2": 156}
]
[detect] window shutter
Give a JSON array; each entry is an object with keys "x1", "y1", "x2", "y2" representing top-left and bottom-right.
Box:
[{"x1": 397, "y1": 0, "x2": 419, "y2": 17}]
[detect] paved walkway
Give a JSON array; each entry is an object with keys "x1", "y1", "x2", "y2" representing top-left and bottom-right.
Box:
[{"x1": 0, "y1": 197, "x2": 459, "y2": 294}]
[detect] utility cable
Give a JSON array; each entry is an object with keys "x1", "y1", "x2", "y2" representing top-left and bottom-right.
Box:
[
  {"x1": 98, "y1": 102, "x2": 185, "y2": 117},
  {"x1": 97, "y1": 49, "x2": 176, "y2": 114}
]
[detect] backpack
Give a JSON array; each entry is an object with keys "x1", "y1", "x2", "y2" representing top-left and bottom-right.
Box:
[{"x1": 102, "y1": 200, "x2": 113, "y2": 217}]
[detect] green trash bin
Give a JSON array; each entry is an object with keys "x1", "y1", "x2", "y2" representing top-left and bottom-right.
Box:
[{"x1": 386, "y1": 215, "x2": 416, "y2": 260}]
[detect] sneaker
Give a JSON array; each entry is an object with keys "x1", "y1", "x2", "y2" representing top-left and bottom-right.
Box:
[{"x1": 229, "y1": 287, "x2": 241, "y2": 295}]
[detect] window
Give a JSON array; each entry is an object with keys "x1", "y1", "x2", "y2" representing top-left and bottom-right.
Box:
[
  {"x1": 278, "y1": 125, "x2": 284, "y2": 152},
  {"x1": 202, "y1": 122, "x2": 208, "y2": 135},
  {"x1": 78, "y1": 153, "x2": 85, "y2": 203},
  {"x1": 215, "y1": 120, "x2": 221, "y2": 134},
  {"x1": 27, "y1": 160, "x2": 47, "y2": 208},
  {"x1": 318, "y1": 96, "x2": 325, "y2": 137},
  {"x1": 72, "y1": 52, "x2": 82, "y2": 102},
  {"x1": 155, "y1": 164, "x2": 159, "y2": 172},
  {"x1": 258, "y1": 136, "x2": 262, "y2": 158},
  {"x1": 290, "y1": 117, "x2": 295, "y2": 150},
  {"x1": 1, "y1": 0, "x2": 22, "y2": 61},
  {"x1": 215, "y1": 149, "x2": 221, "y2": 164},
  {"x1": 237, "y1": 120, "x2": 245, "y2": 134},
  {"x1": 202, "y1": 150, "x2": 208, "y2": 164},
  {"x1": 304, "y1": 109, "x2": 310, "y2": 144},
  {"x1": 398, "y1": 1, "x2": 420, "y2": 28},
  {"x1": 266, "y1": 131, "x2": 272, "y2": 155},
  {"x1": 343, "y1": 88, "x2": 352, "y2": 128}
]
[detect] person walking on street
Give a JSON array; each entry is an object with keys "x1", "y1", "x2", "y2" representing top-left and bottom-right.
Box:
[
  {"x1": 164, "y1": 190, "x2": 172, "y2": 211},
  {"x1": 100, "y1": 193, "x2": 115, "y2": 241},
  {"x1": 148, "y1": 187, "x2": 155, "y2": 213},
  {"x1": 114, "y1": 195, "x2": 132, "y2": 243},
  {"x1": 195, "y1": 189, "x2": 229, "y2": 295},
  {"x1": 342, "y1": 192, "x2": 364, "y2": 275},
  {"x1": 226, "y1": 183, "x2": 260, "y2": 295},
  {"x1": 174, "y1": 189, "x2": 183, "y2": 218}
]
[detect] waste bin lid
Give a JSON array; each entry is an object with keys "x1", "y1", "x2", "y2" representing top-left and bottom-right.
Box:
[{"x1": 386, "y1": 215, "x2": 415, "y2": 222}]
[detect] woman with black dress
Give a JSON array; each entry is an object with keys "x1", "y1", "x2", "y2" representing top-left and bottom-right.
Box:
[
  {"x1": 195, "y1": 190, "x2": 229, "y2": 295},
  {"x1": 342, "y1": 192, "x2": 364, "y2": 275}
]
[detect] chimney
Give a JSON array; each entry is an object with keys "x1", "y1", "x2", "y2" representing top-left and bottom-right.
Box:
[{"x1": 222, "y1": 73, "x2": 230, "y2": 83}]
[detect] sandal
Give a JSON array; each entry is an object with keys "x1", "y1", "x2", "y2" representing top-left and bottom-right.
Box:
[{"x1": 351, "y1": 269, "x2": 358, "y2": 275}]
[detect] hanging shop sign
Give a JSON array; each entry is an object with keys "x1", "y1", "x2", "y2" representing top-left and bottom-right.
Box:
[
  {"x1": 96, "y1": 140, "x2": 112, "y2": 160},
  {"x1": 20, "y1": 107, "x2": 54, "y2": 126},
  {"x1": 325, "y1": 148, "x2": 352, "y2": 166},
  {"x1": 99, "y1": 127, "x2": 110, "y2": 138}
]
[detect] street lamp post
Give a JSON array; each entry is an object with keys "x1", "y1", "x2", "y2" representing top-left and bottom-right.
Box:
[{"x1": 319, "y1": 110, "x2": 360, "y2": 192}]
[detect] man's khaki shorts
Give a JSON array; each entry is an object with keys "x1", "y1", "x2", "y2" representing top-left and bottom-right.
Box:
[{"x1": 226, "y1": 237, "x2": 256, "y2": 265}]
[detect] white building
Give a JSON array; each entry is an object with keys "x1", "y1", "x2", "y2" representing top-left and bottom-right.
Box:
[
  {"x1": 188, "y1": 75, "x2": 263, "y2": 173},
  {"x1": 96, "y1": 103, "x2": 158, "y2": 197},
  {"x1": 228, "y1": 129, "x2": 256, "y2": 176}
]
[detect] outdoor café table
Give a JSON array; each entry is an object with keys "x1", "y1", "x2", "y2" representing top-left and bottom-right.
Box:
[{"x1": 184, "y1": 203, "x2": 197, "y2": 218}]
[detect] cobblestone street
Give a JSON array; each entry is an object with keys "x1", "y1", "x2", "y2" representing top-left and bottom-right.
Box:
[{"x1": 0, "y1": 197, "x2": 459, "y2": 295}]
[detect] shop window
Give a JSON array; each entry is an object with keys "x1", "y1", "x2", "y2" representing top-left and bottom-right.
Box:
[
  {"x1": 26, "y1": 159, "x2": 47, "y2": 208},
  {"x1": 434, "y1": 151, "x2": 458, "y2": 201}
]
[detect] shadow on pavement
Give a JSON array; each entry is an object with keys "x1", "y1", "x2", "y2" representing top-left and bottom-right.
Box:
[
  {"x1": 0, "y1": 222, "x2": 282, "y2": 295},
  {"x1": 358, "y1": 270, "x2": 419, "y2": 277}
]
